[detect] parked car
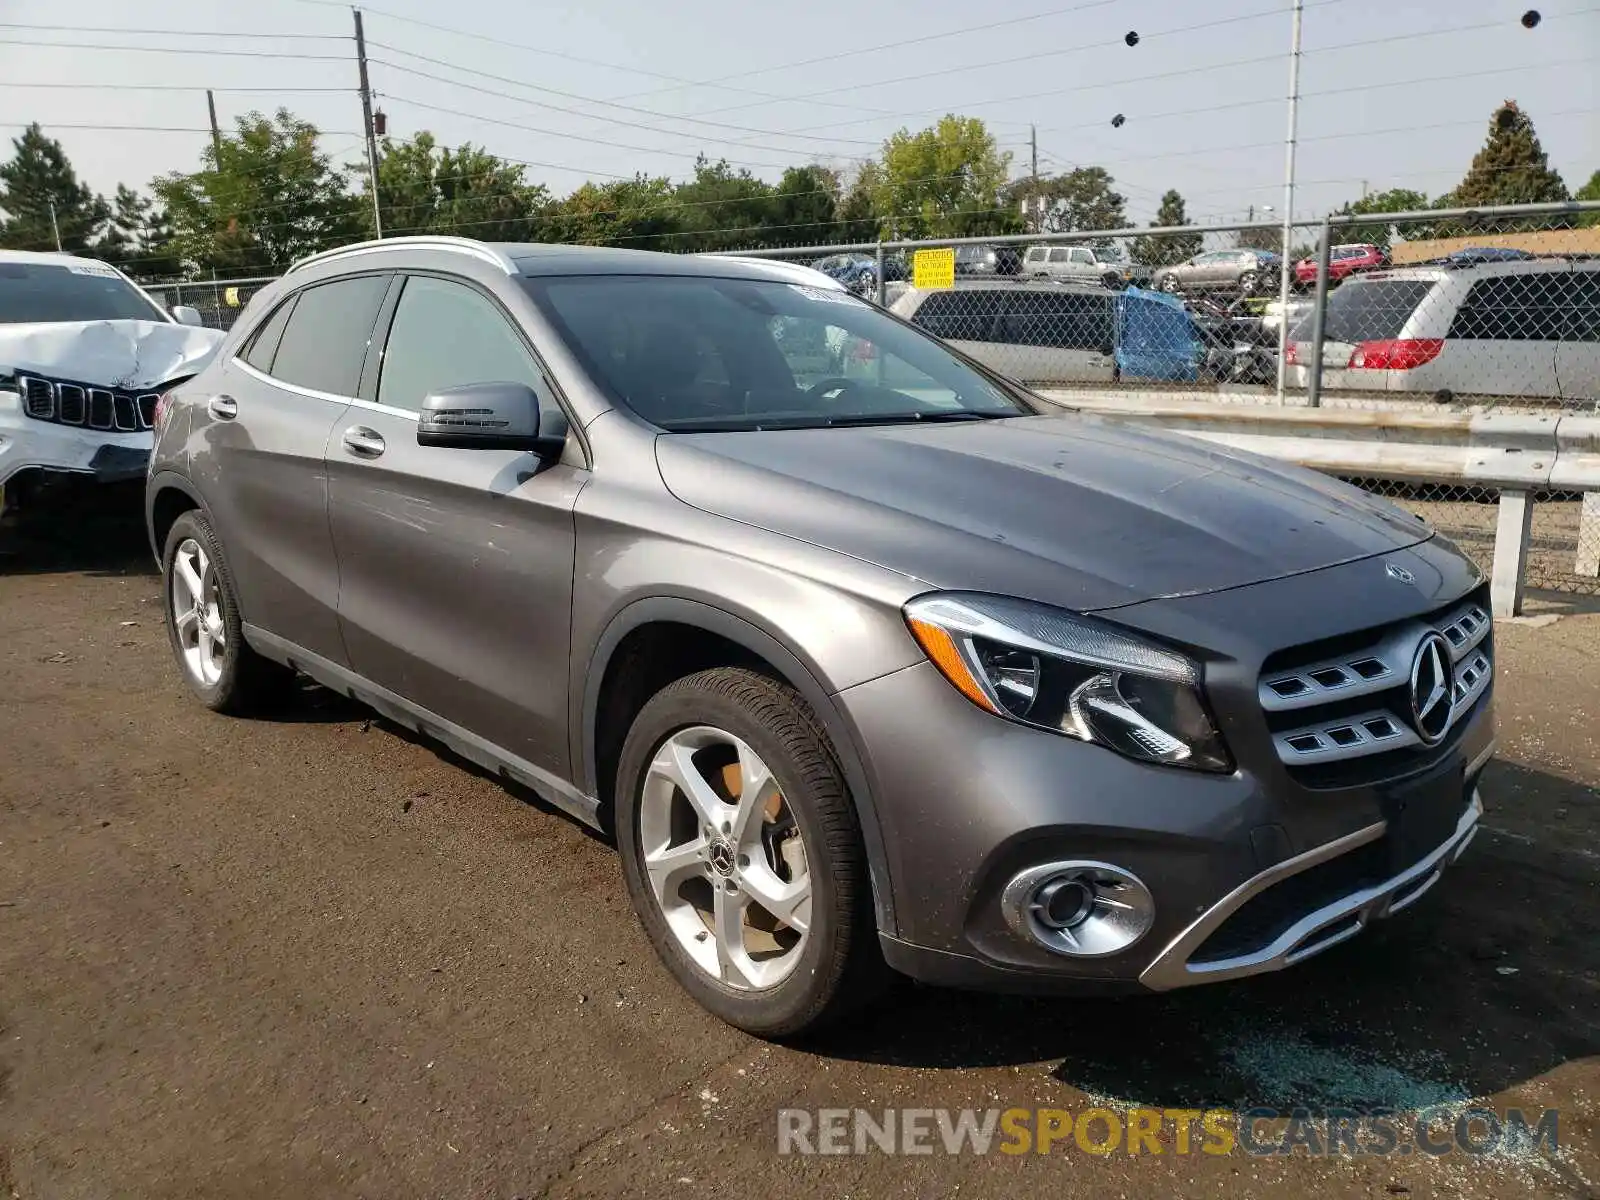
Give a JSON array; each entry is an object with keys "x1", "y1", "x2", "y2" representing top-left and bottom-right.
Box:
[
  {"x1": 812, "y1": 252, "x2": 906, "y2": 296},
  {"x1": 1184, "y1": 294, "x2": 1279, "y2": 386},
  {"x1": 1021, "y1": 243, "x2": 1152, "y2": 289},
  {"x1": 889, "y1": 281, "x2": 1203, "y2": 385},
  {"x1": 1444, "y1": 246, "x2": 1536, "y2": 265},
  {"x1": 1285, "y1": 256, "x2": 1600, "y2": 401},
  {"x1": 1153, "y1": 248, "x2": 1281, "y2": 296},
  {"x1": 952, "y1": 243, "x2": 1022, "y2": 277},
  {"x1": 1293, "y1": 243, "x2": 1388, "y2": 286},
  {"x1": 0, "y1": 249, "x2": 222, "y2": 519},
  {"x1": 149, "y1": 235, "x2": 1493, "y2": 1037}
]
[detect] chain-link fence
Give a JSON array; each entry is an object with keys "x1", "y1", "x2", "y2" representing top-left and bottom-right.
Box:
[{"x1": 141, "y1": 276, "x2": 278, "y2": 332}]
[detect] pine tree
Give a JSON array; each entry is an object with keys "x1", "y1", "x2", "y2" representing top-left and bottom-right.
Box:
[
  {"x1": 1132, "y1": 189, "x2": 1202, "y2": 266},
  {"x1": 0, "y1": 124, "x2": 109, "y2": 253},
  {"x1": 99, "y1": 184, "x2": 182, "y2": 279},
  {"x1": 1451, "y1": 101, "x2": 1568, "y2": 208}
]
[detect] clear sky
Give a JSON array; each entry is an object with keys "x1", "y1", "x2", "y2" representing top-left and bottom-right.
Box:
[{"x1": 1, "y1": 0, "x2": 1594, "y2": 239}]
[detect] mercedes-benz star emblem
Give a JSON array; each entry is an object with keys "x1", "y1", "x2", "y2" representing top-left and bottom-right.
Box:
[
  {"x1": 708, "y1": 839, "x2": 736, "y2": 876},
  {"x1": 1409, "y1": 632, "x2": 1455, "y2": 744},
  {"x1": 1385, "y1": 562, "x2": 1416, "y2": 585}
]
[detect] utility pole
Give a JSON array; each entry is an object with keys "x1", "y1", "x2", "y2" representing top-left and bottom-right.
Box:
[
  {"x1": 1275, "y1": 0, "x2": 1305, "y2": 398},
  {"x1": 353, "y1": 9, "x2": 383, "y2": 239},
  {"x1": 206, "y1": 89, "x2": 223, "y2": 164},
  {"x1": 47, "y1": 199, "x2": 62, "y2": 252},
  {"x1": 1030, "y1": 124, "x2": 1038, "y2": 184},
  {"x1": 1029, "y1": 125, "x2": 1039, "y2": 233}
]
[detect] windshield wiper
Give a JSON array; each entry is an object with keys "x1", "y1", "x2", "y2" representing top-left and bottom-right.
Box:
[{"x1": 823, "y1": 409, "x2": 1012, "y2": 427}]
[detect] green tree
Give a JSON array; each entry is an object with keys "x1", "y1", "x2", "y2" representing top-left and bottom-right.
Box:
[
  {"x1": 154, "y1": 108, "x2": 362, "y2": 274},
  {"x1": 764, "y1": 164, "x2": 841, "y2": 246},
  {"x1": 870, "y1": 116, "x2": 1018, "y2": 239},
  {"x1": 546, "y1": 175, "x2": 678, "y2": 247},
  {"x1": 0, "y1": 124, "x2": 109, "y2": 253},
  {"x1": 98, "y1": 184, "x2": 182, "y2": 278},
  {"x1": 1332, "y1": 187, "x2": 1431, "y2": 251},
  {"x1": 366, "y1": 132, "x2": 549, "y2": 242},
  {"x1": 1438, "y1": 101, "x2": 1569, "y2": 233},
  {"x1": 1005, "y1": 166, "x2": 1126, "y2": 234},
  {"x1": 666, "y1": 156, "x2": 777, "y2": 252},
  {"x1": 1575, "y1": 169, "x2": 1600, "y2": 227},
  {"x1": 1132, "y1": 189, "x2": 1202, "y2": 266},
  {"x1": 834, "y1": 165, "x2": 882, "y2": 242}
]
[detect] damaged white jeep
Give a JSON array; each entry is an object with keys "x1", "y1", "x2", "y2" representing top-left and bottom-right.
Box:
[{"x1": 0, "y1": 249, "x2": 225, "y2": 518}]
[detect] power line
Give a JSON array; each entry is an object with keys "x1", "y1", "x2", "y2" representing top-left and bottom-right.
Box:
[
  {"x1": 0, "y1": 38, "x2": 350, "y2": 60},
  {"x1": 0, "y1": 23, "x2": 347, "y2": 40},
  {"x1": 0, "y1": 120, "x2": 362, "y2": 135},
  {"x1": 364, "y1": 49, "x2": 884, "y2": 150},
  {"x1": 375, "y1": 92, "x2": 873, "y2": 173},
  {"x1": 0, "y1": 82, "x2": 352, "y2": 93}
]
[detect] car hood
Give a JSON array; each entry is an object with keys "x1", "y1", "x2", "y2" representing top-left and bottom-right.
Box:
[
  {"x1": 0, "y1": 319, "x2": 224, "y2": 389},
  {"x1": 654, "y1": 413, "x2": 1432, "y2": 611}
]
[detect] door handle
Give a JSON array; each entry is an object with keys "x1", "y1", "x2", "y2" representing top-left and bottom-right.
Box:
[
  {"x1": 207, "y1": 395, "x2": 238, "y2": 420},
  {"x1": 342, "y1": 426, "x2": 386, "y2": 457}
]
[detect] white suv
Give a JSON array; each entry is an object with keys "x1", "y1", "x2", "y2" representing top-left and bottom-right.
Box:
[
  {"x1": 1286, "y1": 257, "x2": 1600, "y2": 402},
  {"x1": 0, "y1": 249, "x2": 221, "y2": 516}
]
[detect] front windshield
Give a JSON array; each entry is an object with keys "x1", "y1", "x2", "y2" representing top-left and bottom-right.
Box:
[
  {"x1": 525, "y1": 275, "x2": 1033, "y2": 432},
  {"x1": 0, "y1": 260, "x2": 166, "y2": 324},
  {"x1": 1096, "y1": 245, "x2": 1128, "y2": 263}
]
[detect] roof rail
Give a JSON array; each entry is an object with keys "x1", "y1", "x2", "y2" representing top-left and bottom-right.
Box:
[{"x1": 287, "y1": 236, "x2": 516, "y2": 276}]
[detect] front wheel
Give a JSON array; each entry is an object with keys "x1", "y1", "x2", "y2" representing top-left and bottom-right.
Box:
[
  {"x1": 1160, "y1": 274, "x2": 1181, "y2": 293},
  {"x1": 1236, "y1": 270, "x2": 1259, "y2": 295},
  {"x1": 162, "y1": 510, "x2": 294, "y2": 713},
  {"x1": 615, "y1": 667, "x2": 882, "y2": 1037}
]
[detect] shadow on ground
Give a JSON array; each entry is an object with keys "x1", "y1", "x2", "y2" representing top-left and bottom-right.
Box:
[
  {"x1": 0, "y1": 484, "x2": 154, "y2": 578},
  {"x1": 812, "y1": 759, "x2": 1599, "y2": 1112}
]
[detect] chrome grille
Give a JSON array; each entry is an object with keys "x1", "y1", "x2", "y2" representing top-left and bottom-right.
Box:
[
  {"x1": 14, "y1": 374, "x2": 159, "y2": 433},
  {"x1": 1262, "y1": 598, "x2": 1493, "y2": 768}
]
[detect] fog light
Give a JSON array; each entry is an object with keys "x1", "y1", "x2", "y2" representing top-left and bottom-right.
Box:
[{"x1": 1001, "y1": 861, "x2": 1155, "y2": 958}]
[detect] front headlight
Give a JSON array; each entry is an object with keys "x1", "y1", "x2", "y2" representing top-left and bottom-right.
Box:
[{"x1": 904, "y1": 593, "x2": 1232, "y2": 773}]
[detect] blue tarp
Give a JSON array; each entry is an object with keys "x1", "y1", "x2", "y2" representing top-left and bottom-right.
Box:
[{"x1": 1115, "y1": 286, "x2": 1201, "y2": 382}]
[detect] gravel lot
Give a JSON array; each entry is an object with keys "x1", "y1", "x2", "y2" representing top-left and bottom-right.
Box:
[{"x1": 2, "y1": 499, "x2": 1597, "y2": 1199}]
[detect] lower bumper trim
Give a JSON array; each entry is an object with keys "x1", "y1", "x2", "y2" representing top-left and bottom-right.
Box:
[{"x1": 1139, "y1": 789, "x2": 1483, "y2": 991}]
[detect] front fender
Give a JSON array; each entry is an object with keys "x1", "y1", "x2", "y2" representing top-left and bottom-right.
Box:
[{"x1": 577, "y1": 593, "x2": 911, "y2": 937}]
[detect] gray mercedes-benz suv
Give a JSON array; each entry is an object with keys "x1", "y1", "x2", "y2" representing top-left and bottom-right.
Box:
[{"x1": 146, "y1": 237, "x2": 1493, "y2": 1037}]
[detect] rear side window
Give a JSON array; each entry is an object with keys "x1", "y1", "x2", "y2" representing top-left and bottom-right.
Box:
[
  {"x1": 1047, "y1": 248, "x2": 1072, "y2": 263},
  {"x1": 1025, "y1": 248, "x2": 1047, "y2": 263},
  {"x1": 269, "y1": 275, "x2": 390, "y2": 396},
  {"x1": 1566, "y1": 269, "x2": 1600, "y2": 342},
  {"x1": 1318, "y1": 279, "x2": 1438, "y2": 342},
  {"x1": 997, "y1": 291, "x2": 1113, "y2": 350},
  {"x1": 377, "y1": 276, "x2": 543, "y2": 412},
  {"x1": 241, "y1": 296, "x2": 296, "y2": 373},
  {"x1": 909, "y1": 291, "x2": 996, "y2": 342},
  {"x1": 1449, "y1": 272, "x2": 1569, "y2": 341}
]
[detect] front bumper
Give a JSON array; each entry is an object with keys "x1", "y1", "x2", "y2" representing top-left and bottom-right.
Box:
[
  {"x1": 0, "y1": 394, "x2": 152, "y2": 488},
  {"x1": 838, "y1": 548, "x2": 1494, "y2": 994}
]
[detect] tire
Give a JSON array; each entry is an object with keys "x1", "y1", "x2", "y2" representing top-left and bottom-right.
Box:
[
  {"x1": 1160, "y1": 274, "x2": 1181, "y2": 293},
  {"x1": 615, "y1": 667, "x2": 883, "y2": 1037},
  {"x1": 1237, "y1": 270, "x2": 1259, "y2": 296},
  {"x1": 855, "y1": 269, "x2": 876, "y2": 297},
  {"x1": 161, "y1": 509, "x2": 294, "y2": 714},
  {"x1": 1101, "y1": 272, "x2": 1120, "y2": 290}
]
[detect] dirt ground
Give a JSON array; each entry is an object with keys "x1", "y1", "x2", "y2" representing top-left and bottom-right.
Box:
[{"x1": 2, "y1": 499, "x2": 1597, "y2": 1199}]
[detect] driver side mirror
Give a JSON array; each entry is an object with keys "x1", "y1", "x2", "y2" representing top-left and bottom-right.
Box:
[
  {"x1": 417, "y1": 382, "x2": 566, "y2": 455},
  {"x1": 170, "y1": 305, "x2": 204, "y2": 327}
]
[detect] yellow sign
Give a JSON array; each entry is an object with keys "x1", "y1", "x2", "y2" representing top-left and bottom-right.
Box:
[
  {"x1": 223, "y1": 287, "x2": 242, "y2": 307},
  {"x1": 912, "y1": 247, "x2": 955, "y2": 290}
]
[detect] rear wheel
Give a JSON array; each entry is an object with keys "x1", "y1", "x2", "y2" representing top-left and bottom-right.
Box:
[
  {"x1": 1161, "y1": 274, "x2": 1181, "y2": 293},
  {"x1": 162, "y1": 510, "x2": 293, "y2": 714},
  {"x1": 615, "y1": 667, "x2": 882, "y2": 1037},
  {"x1": 1237, "y1": 269, "x2": 1260, "y2": 295}
]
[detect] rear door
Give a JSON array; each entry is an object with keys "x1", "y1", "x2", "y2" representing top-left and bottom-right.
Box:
[
  {"x1": 994, "y1": 290, "x2": 1115, "y2": 384},
  {"x1": 190, "y1": 273, "x2": 391, "y2": 664},
  {"x1": 326, "y1": 272, "x2": 584, "y2": 775},
  {"x1": 1555, "y1": 267, "x2": 1600, "y2": 402},
  {"x1": 1443, "y1": 271, "x2": 1563, "y2": 400}
]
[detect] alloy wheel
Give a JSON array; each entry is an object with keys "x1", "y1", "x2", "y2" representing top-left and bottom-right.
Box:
[
  {"x1": 638, "y1": 726, "x2": 813, "y2": 990},
  {"x1": 170, "y1": 537, "x2": 226, "y2": 687}
]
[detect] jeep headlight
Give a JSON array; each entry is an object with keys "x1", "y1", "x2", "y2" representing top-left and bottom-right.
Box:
[{"x1": 904, "y1": 592, "x2": 1232, "y2": 772}]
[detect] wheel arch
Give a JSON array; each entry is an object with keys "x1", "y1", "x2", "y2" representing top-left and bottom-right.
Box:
[
  {"x1": 580, "y1": 596, "x2": 899, "y2": 936},
  {"x1": 146, "y1": 471, "x2": 207, "y2": 565}
]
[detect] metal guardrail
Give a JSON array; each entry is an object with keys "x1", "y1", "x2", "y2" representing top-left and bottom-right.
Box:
[{"x1": 1037, "y1": 394, "x2": 1600, "y2": 616}]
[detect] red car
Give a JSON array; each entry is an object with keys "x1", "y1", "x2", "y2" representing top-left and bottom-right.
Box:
[{"x1": 1294, "y1": 243, "x2": 1388, "y2": 286}]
